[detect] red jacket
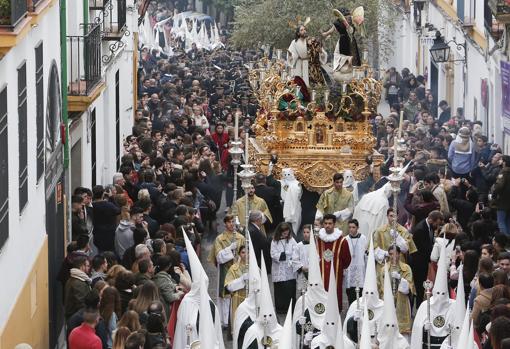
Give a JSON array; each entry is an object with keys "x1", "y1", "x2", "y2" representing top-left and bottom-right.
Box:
[
  {"x1": 68, "y1": 323, "x2": 102, "y2": 349},
  {"x1": 211, "y1": 132, "x2": 229, "y2": 151}
]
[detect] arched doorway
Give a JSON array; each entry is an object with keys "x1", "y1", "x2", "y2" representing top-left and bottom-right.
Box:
[{"x1": 45, "y1": 61, "x2": 65, "y2": 348}]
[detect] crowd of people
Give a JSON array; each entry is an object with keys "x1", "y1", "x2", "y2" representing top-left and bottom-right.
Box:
[{"x1": 59, "y1": 1, "x2": 510, "y2": 349}]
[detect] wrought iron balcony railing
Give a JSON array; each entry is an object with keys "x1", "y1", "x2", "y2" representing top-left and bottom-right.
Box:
[
  {"x1": 100, "y1": 0, "x2": 127, "y2": 40},
  {"x1": 489, "y1": 0, "x2": 510, "y2": 23},
  {"x1": 0, "y1": 0, "x2": 28, "y2": 29},
  {"x1": 89, "y1": 0, "x2": 110, "y2": 10},
  {"x1": 67, "y1": 24, "x2": 102, "y2": 96}
]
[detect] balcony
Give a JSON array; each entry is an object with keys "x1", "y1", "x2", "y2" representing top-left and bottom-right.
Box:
[
  {"x1": 100, "y1": 0, "x2": 127, "y2": 41},
  {"x1": 489, "y1": 0, "x2": 510, "y2": 24},
  {"x1": 67, "y1": 24, "x2": 105, "y2": 112},
  {"x1": 0, "y1": 0, "x2": 28, "y2": 29},
  {"x1": 89, "y1": 0, "x2": 110, "y2": 10},
  {"x1": 27, "y1": 0, "x2": 43, "y2": 13}
]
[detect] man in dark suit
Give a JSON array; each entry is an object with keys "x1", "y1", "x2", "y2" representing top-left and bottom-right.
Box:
[
  {"x1": 254, "y1": 173, "x2": 283, "y2": 232},
  {"x1": 248, "y1": 210, "x2": 271, "y2": 273},
  {"x1": 410, "y1": 210, "x2": 444, "y2": 307}
]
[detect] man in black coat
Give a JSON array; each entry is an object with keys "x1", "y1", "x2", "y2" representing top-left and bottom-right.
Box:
[
  {"x1": 254, "y1": 173, "x2": 283, "y2": 232},
  {"x1": 410, "y1": 210, "x2": 444, "y2": 307},
  {"x1": 248, "y1": 210, "x2": 271, "y2": 273}
]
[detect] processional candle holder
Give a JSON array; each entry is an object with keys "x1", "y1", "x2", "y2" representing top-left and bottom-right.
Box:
[
  {"x1": 238, "y1": 133, "x2": 256, "y2": 235},
  {"x1": 230, "y1": 140, "x2": 244, "y2": 204}
]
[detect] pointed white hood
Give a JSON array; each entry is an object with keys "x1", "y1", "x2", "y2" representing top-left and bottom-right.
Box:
[
  {"x1": 233, "y1": 232, "x2": 261, "y2": 349},
  {"x1": 322, "y1": 266, "x2": 341, "y2": 344},
  {"x1": 304, "y1": 234, "x2": 327, "y2": 323},
  {"x1": 378, "y1": 263, "x2": 400, "y2": 347},
  {"x1": 431, "y1": 242, "x2": 449, "y2": 308},
  {"x1": 466, "y1": 320, "x2": 476, "y2": 349},
  {"x1": 258, "y1": 257, "x2": 277, "y2": 324},
  {"x1": 192, "y1": 19, "x2": 199, "y2": 44},
  {"x1": 455, "y1": 308, "x2": 471, "y2": 349},
  {"x1": 213, "y1": 22, "x2": 221, "y2": 46},
  {"x1": 448, "y1": 264, "x2": 466, "y2": 346},
  {"x1": 248, "y1": 232, "x2": 261, "y2": 297},
  {"x1": 363, "y1": 236, "x2": 380, "y2": 308},
  {"x1": 359, "y1": 304, "x2": 372, "y2": 349},
  {"x1": 199, "y1": 277, "x2": 220, "y2": 348},
  {"x1": 278, "y1": 301, "x2": 294, "y2": 348},
  {"x1": 333, "y1": 325, "x2": 346, "y2": 349},
  {"x1": 184, "y1": 227, "x2": 207, "y2": 301}
]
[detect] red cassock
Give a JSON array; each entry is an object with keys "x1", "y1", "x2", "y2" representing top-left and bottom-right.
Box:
[{"x1": 316, "y1": 236, "x2": 351, "y2": 310}]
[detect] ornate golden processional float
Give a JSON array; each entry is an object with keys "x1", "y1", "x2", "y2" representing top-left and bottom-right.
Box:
[{"x1": 247, "y1": 52, "x2": 385, "y2": 193}]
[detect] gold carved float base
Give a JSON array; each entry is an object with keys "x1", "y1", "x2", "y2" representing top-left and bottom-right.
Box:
[{"x1": 249, "y1": 138, "x2": 384, "y2": 193}]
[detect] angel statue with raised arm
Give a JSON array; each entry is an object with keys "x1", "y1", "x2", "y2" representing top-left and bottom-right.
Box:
[{"x1": 322, "y1": 6, "x2": 365, "y2": 75}]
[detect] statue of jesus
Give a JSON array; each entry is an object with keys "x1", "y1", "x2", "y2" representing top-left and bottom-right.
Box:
[{"x1": 287, "y1": 24, "x2": 327, "y2": 87}]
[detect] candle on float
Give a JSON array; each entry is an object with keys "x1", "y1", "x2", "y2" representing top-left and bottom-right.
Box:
[
  {"x1": 234, "y1": 112, "x2": 239, "y2": 140},
  {"x1": 245, "y1": 132, "x2": 249, "y2": 164},
  {"x1": 324, "y1": 90, "x2": 330, "y2": 104},
  {"x1": 393, "y1": 137, "x2": 398, "y2": 167},
  {"x1": 398, "y1": 110, "x2": 404, "y2": 139},
  {"x1": 311, "y1": 89, "x2": 316, "y2": 102},
  {"x1": 363, "y1": 50, "x2": 368, "y2": 62},
  {"x1": 276, "y1": 49, "x2": 282, "y2": 60}
]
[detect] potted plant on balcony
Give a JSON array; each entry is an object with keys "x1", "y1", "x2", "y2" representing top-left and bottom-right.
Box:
[{"x1": 0, "y1": 0, "x2": 10, "y2": 25}]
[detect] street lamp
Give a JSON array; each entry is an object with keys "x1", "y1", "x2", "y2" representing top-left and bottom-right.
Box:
[
  {"x1": 429, "y1": 31, "x2": 466, "y2": 64},
  {"x1": 429, "y1": 31, "x2": 451, "y2": 63}
]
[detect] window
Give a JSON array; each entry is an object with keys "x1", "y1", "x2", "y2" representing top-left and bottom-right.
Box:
[
  {"x1": 35, "y1": 43, "x2": 44, "y2": 182},
  {"x1": 457, "y1": 0, "x2": 465, "y2": 22},
  {"x1": 484, "y1": 0, "x2": 492, "y2": 29},
  {"x1": 91, "y1": 108, "x2": 97, "y2": 187},
  {"x1": 0, "y1": 86, "x2": 8, "y2": 249},
  {"x1": 18, "y1": 62, "x2": 28, "y2": 212},
  {"x1": 115, "y1": 70, "x2": 120, "y2": 170}
]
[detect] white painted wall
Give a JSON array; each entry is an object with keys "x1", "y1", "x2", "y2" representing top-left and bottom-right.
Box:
[
  {"x1": 0, "y1": 2, "x2": 61, "y2": 328},
  {"x1": 387, "y1": 0, "x2": 507, "y2": 150},
  {"x1": 68, "y1": 0, "x2": 137, "y2": 190}
]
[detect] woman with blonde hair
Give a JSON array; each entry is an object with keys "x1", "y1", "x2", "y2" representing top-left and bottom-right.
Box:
[
  {"x1": 428, "y1": 221, "x2": 458, "y2": 282},
  {"x1": 129, "y1": 280, "x2": 161, "y2": 315},
  {"x1": 117, "y1": 310, "x2": 141, "y2": 332},
  {"x1": 105, "y1": 264, "x2": 127, "y2": 286},
  {"x1": 112, "y1": 326, "x2": 131, "y2": 349},
  {"x1": 99, "y1": 286, "x2": 122, "y2": 347}
]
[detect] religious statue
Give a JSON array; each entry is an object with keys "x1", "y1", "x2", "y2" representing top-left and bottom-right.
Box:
[
  {"x1": 322, "y1": 7, "x2": 364, "y2": 67},
  {"x1": 287, "y1": 20, "x2": 327, "y2": 87}
]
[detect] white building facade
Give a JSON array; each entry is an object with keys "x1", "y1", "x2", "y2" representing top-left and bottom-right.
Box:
[
  {"x1": 0, "y1": 0, "x2": 65, "y2": 347},
  {"x1": 0, "y1": 0, "x2": 137, "y2": 347},
  {"x1": 67, "y1": 0, "x2": 138, "y2": 192},
  {"x1": 384, "y1": 0, "x2": 506, "y2": 147}
]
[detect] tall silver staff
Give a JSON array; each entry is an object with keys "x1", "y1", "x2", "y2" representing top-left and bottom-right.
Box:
[
  {"x1": 424, "y1": 280, "x2": 434, "y2": 349},
  {"x1": 299, "y1": 285, "x2": 307, "y2": 349},
  {"x1": 238, "y1": 132, "x2": 256, "y2": 294},
  {"x1": 355, "y1": 279, "x2": 361, "y2": 347},
  {"x1": 387, "y1": 136, "x2": 406, "y2": 297},
  {"x1": 185, "y1": 324, "x2": 193, "y2": 349},
  {"x1": 230, "y1": 113, "x2": 243, "y2": 258}
]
